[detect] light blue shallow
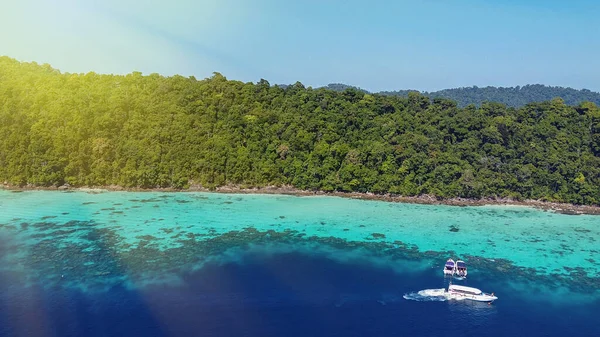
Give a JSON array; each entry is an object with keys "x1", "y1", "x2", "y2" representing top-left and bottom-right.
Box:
[{"x1": 1, "y1": 190, "x2": 598, "y2": 278}]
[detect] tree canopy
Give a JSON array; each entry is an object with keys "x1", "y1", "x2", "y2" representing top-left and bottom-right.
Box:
[
  {"x1": 327, "y1": 83, "x2": 600, "y2": 108},
  {"x1": 383, "y1": 85, "x2": 600, "y2": 108},
  {"x1": 1, "y1": 56, "x2": 600, "y2": 205}
]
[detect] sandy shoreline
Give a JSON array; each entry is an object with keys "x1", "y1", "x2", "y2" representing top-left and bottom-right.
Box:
[{"x1": 2, "y1": 183, "x2": 600, "y2": 215}]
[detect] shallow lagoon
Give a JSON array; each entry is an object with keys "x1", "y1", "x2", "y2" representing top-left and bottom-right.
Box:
[{"x1": 1, "y1": 190, "x2": 598, "y2": 275}]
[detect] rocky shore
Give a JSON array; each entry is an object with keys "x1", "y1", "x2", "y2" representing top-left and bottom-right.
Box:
[
  {"x1": 207, "y1": 185, "x2": 600, "y2": 215},
  {"x1": 2, "y1": 182, "x2": 600, "y2": 215}
]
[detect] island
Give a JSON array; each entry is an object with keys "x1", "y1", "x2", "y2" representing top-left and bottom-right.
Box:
[{"x1": 1, "y1": 56, "x2": 599, "y2": 210}]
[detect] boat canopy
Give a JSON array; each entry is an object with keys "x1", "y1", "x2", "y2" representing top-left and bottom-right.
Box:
[
  {"x1": 449, "y1": 284, "x2": 481, "y2": 295},
  {"x1": 456, "y1": 261, "x2": 466, "y2": 268},
  {"x1": 445, "y1": 261, "x2": 455, "y2": 267}
]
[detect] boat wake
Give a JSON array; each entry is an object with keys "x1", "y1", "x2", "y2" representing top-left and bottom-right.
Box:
[{"x1": 403, "y1": 288, "x2": 448, "y2": 302}]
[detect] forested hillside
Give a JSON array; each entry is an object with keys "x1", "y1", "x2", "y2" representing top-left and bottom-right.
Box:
[
  {"x1": 322, "y1": 83, "x2": 369, "y2": 93},
  {"x1": 381, "y1": 85, "x2": 600, "y2": 108},
  {"x1": 325, "y1": 84, "x2": 600, "y2": 108},
  {"x1": 2, "y1": 56, "x2": 600, "y2": 205}
]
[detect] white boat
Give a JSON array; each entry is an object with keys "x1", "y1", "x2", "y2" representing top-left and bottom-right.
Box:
[
  {"x1": 447, "y1": 284, "x2": 497, "y2": 302},
  {"x1": 455, "y1": 260, "x2": 467, "y2": 278},
  {"x1": 443, "y1": 258, "x2": 455, "y2": 276}
]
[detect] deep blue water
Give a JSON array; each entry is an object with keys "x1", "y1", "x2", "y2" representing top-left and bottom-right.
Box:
[{"x1": 1, "y1": 248, "x2": 598, "y2": 337}]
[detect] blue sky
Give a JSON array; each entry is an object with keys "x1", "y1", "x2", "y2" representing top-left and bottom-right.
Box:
[{"x1": 1, "y1": 0, "x2": 599, "y2": 91}]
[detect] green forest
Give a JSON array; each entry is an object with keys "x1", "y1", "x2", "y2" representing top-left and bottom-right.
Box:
[
  {"x1": 382, "y1": 85, "x2": 600, "y2": 108},
  {"x1": 1, "y1": 56, "x2": 600, "y2": 205},
  {"x1": 327, "y1": 83, "x2": 600, "y2": 108}
]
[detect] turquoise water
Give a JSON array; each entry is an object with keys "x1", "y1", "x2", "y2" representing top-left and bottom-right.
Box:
[{"x1": 0, "y1": 190, "x2": 598, "y2": 296}]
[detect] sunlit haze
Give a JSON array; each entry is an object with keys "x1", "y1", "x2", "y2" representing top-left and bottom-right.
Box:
[{"x1": 1, "y1": 0, "x2": 599, "y2": 91}]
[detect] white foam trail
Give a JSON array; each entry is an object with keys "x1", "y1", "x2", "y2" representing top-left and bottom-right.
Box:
[{"x1": 403, "y1": 288, "x2": 448, "y2": 301}]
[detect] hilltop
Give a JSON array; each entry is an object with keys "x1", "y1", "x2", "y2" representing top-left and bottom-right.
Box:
[{"x1": 322, "y1": 83, "x2": 600, "y2": 108}]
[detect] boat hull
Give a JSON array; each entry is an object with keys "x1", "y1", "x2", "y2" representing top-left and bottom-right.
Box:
[
  {"x1": 447, "y1": 292, "x2": 497, "y2": 302},
  {"x1": 410, "y1": 289, "x2": 498, "y2": 303}
]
